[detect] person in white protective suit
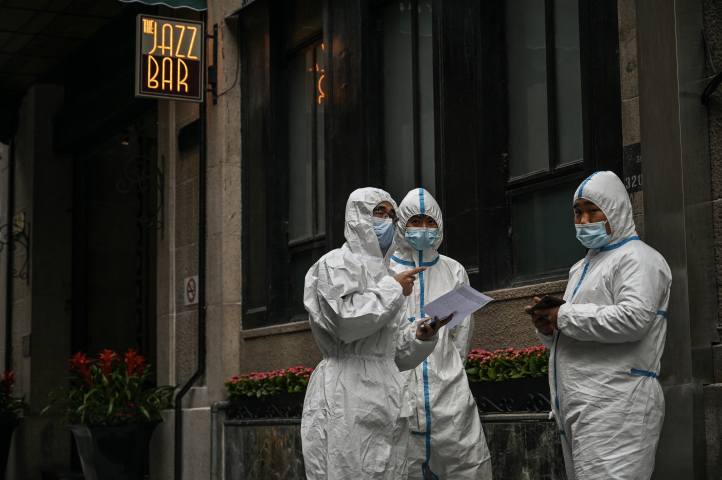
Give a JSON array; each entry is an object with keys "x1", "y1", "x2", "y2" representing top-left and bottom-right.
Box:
[
  {"x1": 302, "y1": 187, "x2": 453, "y2": 480},
  {"x1": 524, "y1": 171, "x2": 671, "y2": 480},
  {"x1": 390, "y1": 188, "x2": 493, "y2": 480}
]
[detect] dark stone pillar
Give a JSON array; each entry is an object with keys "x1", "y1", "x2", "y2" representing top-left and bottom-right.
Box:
[{"x1": 636, "y1": 0, "x2": 718, "y2": 478}]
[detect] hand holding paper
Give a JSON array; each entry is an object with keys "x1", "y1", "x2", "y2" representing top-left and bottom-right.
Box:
[{"x1": 420, "y1": 284, "x2": 493, "y2": 330}]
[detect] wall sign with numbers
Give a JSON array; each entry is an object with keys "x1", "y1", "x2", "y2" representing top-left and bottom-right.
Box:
[
  {"x1": 623, "y1": 142, "x2": 643, "y2": 193},
  {"x1": 135, "y1": 15, "x2": 205, "y2": 102}
]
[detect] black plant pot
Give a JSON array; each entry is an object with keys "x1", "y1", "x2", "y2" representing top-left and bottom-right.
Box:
[
  {"x1": 226, "y1": 392, "x2": 306, "y2": 420},
  {"x1": 468, "y1": 375, "x2": 552, "y2": 414},
  {"x1": 0, "y1": 424, "x2": 16, "y2": 480},
  {"x1": 68, "y1": 421, "x2": 160, "y2": 480}
]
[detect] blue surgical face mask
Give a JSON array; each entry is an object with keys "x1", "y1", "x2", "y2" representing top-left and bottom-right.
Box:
[
  {"x1": 575, "y1": 220, "x2": 611, "y2": 249},
  {"x1": 373, "y1": 218, "x2": 395, "y2": 250},
  {"x1": 405, "y1": 227, "x2": 439, "y2": 251}
]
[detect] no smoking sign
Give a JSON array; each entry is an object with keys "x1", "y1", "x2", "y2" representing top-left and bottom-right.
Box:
[{"x1": 183, "y1": 275, "x2": 199, "y2": 306}]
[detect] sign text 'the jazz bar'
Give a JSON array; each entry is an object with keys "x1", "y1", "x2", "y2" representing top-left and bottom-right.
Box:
[{"x1": 135, "y1": 15, "x2": 204, "y2": 102}]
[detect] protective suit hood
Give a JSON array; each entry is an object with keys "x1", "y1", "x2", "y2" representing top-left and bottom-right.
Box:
[
  {"x1": 573, "y1": 171, "x2": 636, "y2": 245},
  {"x1": 396, "y1": 188, "x2": 444, "y2": 257},
  {"x1": 344, "y1": 187, "x2": 399, "y2": 264}
]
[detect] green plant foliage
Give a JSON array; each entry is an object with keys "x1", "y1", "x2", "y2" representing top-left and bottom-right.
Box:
[
  {"x1": 0, "y1": 372, "x2": 28, "y2": 426},
  {"x1": 466, "y1": 347, "x2": 549, "y2": 382},
  {"x1": 225, "y1": 366, "x2": 313, "y2": 400},
  {"x1": 42, "y1": 349, "x2": 175, "y2": 426}
]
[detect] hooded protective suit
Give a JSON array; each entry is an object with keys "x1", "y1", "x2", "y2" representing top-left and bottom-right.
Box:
[
  {"x1": 390, "y1": 189, "x2": 492, "y2": 480},
  {"x1": 538, "y1": 171, "x2": 671, "y2": 480},
  {"x1": 302, "y1": 187, "x2": 439, "y2": 480}
]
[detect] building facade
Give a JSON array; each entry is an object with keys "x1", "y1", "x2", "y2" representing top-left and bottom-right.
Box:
[{"x1": 1, "y1": 0, "x2": 722, "y2": 478}]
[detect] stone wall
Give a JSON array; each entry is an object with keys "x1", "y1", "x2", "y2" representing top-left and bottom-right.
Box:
[
  {"x1": 704, "y1": 0, "x2": 722, "y2": 329},
  {"x1": 618, "y1": 0, "x2": 645, "y2": 241},
  {"x1": 220, "y1": 416, "x2": 566, "y2": 480},
  {"x1": 482, "y1": 417, "x2": 566, "y2": 479},
  {"x1": 152, "y1": 2, "x2": 243, "y2": 478},
  {"x1": 704, "y1": 2, "x2": 722, "y2": 478},
  {"x1": 235, "y1": 279, "x2": 568, "y2": 376}
]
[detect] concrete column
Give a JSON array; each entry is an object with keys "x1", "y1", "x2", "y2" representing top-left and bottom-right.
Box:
[
  {"x1": 1, "y1": 84, "x2": 74, "y2": 478},
  {"x1": 636, "y1": 1, "x2": 718, "y2": 478},
  {"x1": 151, "y1": 3, "x2": 244, "y2": 478}
]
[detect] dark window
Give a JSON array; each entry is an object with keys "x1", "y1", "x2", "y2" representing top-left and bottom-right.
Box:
[
  {"x1": 240, "y1": 0, "x2": 325, "y2": 329},
  {"x1": 381, "y1": 1, "x2": 435, "y2": 202},
  {"x1": 288, "y1": 41, "x2": 326, "y2": 316},
  {"x1": 465, "y1": 0, "x2": 622, "y2": 291},
  {"x1": 504, "y1": 0, "x2": 586, "y2": 281}
]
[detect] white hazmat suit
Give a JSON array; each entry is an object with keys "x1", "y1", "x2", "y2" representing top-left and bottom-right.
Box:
[
  {"x1": 302, "y1": 187, "x2": 439, "y2": 480},
  {"x1": 390, "y1": 189, "x2": 492, "y2": 480},
  {"x1": 539, "y1": 171, "x2": 671, "y2": 480}
]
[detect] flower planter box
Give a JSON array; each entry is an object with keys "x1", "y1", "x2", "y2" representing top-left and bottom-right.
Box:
[
  {"x1": 226, "y1": 392, "x2": 305, "y2": 420},
  {"x1": 68, "y1": 421, "x2": 159, "y2": 480},
  {"x1": 225, "y1": 378, "x2": 551, "y2": 417},
  {"x1": 468, "y1": 376, "x2": 552, "y2": 414}
]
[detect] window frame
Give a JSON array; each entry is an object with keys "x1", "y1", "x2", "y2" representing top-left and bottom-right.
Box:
[
  {"x1": 503, "y1": 0, "x2": 587, "y2": 188},
  {"x1": 376, "y1": 0, "x2": 428, "y2": 190},
  {"x1": 501, "y1": 0, "x2": 588, "y2": 285},
  {"x1": 285, "y1": 33, "x2": 326, "y2": 321},
  {"x1": 470, "y1": 0, "x2": 623, "y2": 291},
  {"x1": 240, "y1": 0, "x2": 327, "y2": 330},
  {"x1": 285, "y1": 34, "x2": 326, "y2": 249}
]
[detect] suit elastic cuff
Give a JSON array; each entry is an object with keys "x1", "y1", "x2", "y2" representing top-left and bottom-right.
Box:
[{"x1": 556, "y1": 303, "x2": 572, "y2": 332}]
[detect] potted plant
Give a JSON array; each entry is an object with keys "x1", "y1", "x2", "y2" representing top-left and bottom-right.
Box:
[
  {"x1": 466, "y1": 347, "x2": 552, "y2": 413},
  {"x1": 0, "y1": 372, "x2": 27, "y2": 480},
  {"x1": 42, "y1": 349, "x2": 175, "y2": 480},
  {"x1": 224, "y1": 366, "x2": 313, "y2": 419}
]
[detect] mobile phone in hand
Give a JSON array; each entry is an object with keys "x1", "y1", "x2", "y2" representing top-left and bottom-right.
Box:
[
  {"x1": 420, "y1": 318, "x2": 436, "y2": 333},
  {"x1": 529, "y1": 295, "x2": 566, "y2": 316},
  {"x1": 420, "y1": 315, "x2": 452, "y2": 332}
]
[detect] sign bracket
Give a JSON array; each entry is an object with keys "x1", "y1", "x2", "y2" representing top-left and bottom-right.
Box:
[{"x1": 206, "y1": 24, "x2": 218, "y2": 105}]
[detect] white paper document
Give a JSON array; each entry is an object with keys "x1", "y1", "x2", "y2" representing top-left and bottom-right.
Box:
[{"x1": 420, "y1": 284, "x2": 493, "y2": 329}]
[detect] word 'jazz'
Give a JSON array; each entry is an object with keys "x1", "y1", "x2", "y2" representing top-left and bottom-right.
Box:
[{"x1": 143, "y1": 19, "x2": 198, "y2": 93}]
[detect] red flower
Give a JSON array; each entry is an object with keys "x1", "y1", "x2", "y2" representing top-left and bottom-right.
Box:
[
  {"x1": 98, "y1": 350, "x2": 117, "y2": 383},
  {"x1": 126, "y1": 413, "x2": 131, "y2": 418},
  {"x1": 69, "y1": 352, "x2": 93, "y2": 384},
  {"x1": 124, "y1": 349, "x2": 146, "y2": 377},
  {"x1": 2, "y1": 372, "x2": 14, "y2": 397},
  {"x1": 130, "y1": 403, "x2": 135, "y2": 408}
]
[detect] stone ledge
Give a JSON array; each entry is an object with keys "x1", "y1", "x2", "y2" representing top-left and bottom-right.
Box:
[
  {"x1": 240, "y1": 320, "x2": 312, "y2": 339},
  {"x1": 480, "y1": 412, "x2": 553, "y2": 423},
  {"x1": 225, "y1": 418, "x2": 302, "y2": 426},
  {"x1": 484, "y1": 280, "x2": 568, "y2": 302}
]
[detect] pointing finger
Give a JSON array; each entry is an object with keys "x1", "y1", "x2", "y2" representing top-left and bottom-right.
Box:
[{"x1": 406, "y1": 267, "x2": 426, "y2": 276}]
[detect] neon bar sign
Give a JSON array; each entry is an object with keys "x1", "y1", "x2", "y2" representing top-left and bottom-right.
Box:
[{"x1": 135, "y1": 15, "x2": 204, "y2": 102}]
